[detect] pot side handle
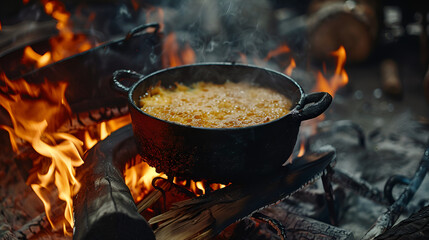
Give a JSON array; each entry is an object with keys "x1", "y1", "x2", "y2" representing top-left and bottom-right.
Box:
[
  {"x1": 296, "y1": 92, "x2": 332, "y2": 121},
  {"x1": 112, "y1": 70, "x2": 143, "y2": 96},
  {"x1": 125, "y1": 23, "x2": 160, "y2": 40}
]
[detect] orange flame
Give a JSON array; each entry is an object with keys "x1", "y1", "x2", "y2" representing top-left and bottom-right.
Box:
[
  {"x1": 123, "y1": 159, "x2": 226, "y2": 202},
  {"x1": 312, "y1": 46, "x2": 348, "y2": 96},
  {"x1": 162, "y1": 33, "x2": 196, "y2": 68},
  {"x1": 123, "y1": 159, "x2": 227, "y2": 202},
  {"x1": 22, "y1": 46, "x2": 52, "y2": 68},
  {"x1": 264, "y1": 45, "x2": 291, "y2": 61},
  {"x1": 80, "y1": 111, "x2": 222, "y2": 206},
  {"x1": 297, "y1": 140, "x2": 305, "y2": 157},
  {"x1": 0, "y1": 74, "x2": 83, "y2": 235},
  {"x1": 22, "y1": 0, "x2": 94, "y2": 69},
  {"x1": 285, "y1": 58, "x2": 296, "y2": 76},
  {"x1": 124, "y1": 157, "x2": 164, "y2": 202},
  {"x1": 83, "y1": 115, "x2": 131, "y2": 149},
  {"x1": 264, "y1": 44, "x2": 296, "y2": 76}
]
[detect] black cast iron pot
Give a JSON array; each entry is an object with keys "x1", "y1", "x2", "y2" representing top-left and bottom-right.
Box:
[{"x1": 112, "y1": 63, "x2": 332, "y2": 183}]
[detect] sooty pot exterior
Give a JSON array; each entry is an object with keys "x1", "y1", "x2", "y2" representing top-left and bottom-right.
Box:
[{"x1": 113, "y1": 63, "x2": 332, "y2": 183}]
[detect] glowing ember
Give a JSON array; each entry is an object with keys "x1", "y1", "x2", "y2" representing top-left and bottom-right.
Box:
[
  {"x1": 0, "y1": 74, "x2": 83, "y2": 235},
  {"x1": 312, "y1": 46, "x2": 349, "y2": 96}
]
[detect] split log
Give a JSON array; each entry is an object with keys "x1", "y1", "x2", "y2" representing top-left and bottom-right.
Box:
[
  {"x1": 149, "y1": 146, "x2": 336, "y2": 240},
  {"x1": 73, "y1": 124, "x2": 155, "y2": 240},
  {"x1": 307, "y1": 0, "x2": 378, "y2": 63}
]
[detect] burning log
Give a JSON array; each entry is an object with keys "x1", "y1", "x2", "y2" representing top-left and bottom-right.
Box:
[
  {"x1": 73, "y1": 125, "x2": 154, "y2": 240},
  {"x1": 149, "y1": 146, "x2": 336, "y2": 240}
]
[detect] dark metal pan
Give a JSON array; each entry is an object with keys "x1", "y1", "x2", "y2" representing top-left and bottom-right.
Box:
[
  {"x1": 113, "y1": 63, "x2": 332, "y2": 183},
  {"x1": 0, "y1": 23, "x2": 162, "y2": 114}
]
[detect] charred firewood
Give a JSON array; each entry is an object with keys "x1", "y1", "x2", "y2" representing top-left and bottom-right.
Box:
[
  {"x1": 149, "y1": 146, "x2": 336, "y2": 240},
  {"x1": 13, "y1": 204, "x2": 64, "y2": 240},
  {"x1": 363, "y1": 146, "x2": 429, "y2": 239},
  {"x1": 259, "y1": 203, "x2": 354, "y2": 240},
  {"x1": 0, "y1": 213, "x2": 17, "y2": 240},
  {"x1": 57, "y1": 106, "x2": 129, "y2": 133},
  {"x1": 374, "y1": 204, "x2": 429, "y2": 240},
  {"x1": 73, "y1": 125, "x2": 155, "y2": 240}
]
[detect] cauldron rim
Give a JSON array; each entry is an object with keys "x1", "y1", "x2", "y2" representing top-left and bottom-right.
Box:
[{"x1": 126, "y1": 62, "x2": 305, "y2": 131}]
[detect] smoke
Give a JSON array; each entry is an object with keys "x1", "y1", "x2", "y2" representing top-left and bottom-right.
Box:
[{"x1": 157, "y1": 0, "x2": 280, "y2": 64}]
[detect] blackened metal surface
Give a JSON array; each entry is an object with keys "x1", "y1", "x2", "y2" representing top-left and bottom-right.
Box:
[
  {"x1": 148, "y1": 146, "x2": 336, "y2": 239},
  {"x1": 0, "y1": 23, "x2": 162, "y2": 115},
  {"x1": 114, "y1": 63, "x2": 332, "y2": 183}
]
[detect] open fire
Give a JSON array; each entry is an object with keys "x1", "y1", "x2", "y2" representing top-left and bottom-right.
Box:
[
  {"x1": 1, "y1": 1, "x2": 429, "y2": 240},
  {"x1": 22, "y1": 0, "x2": 95, "y2": 71}
]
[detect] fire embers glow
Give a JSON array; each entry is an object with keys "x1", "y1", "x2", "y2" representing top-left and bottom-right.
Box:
[
  {"x1": 0, "y1": 74, "x2": 83, "y2": 235},
  {"x1": 21, "y1": 0, "x2": 94, "y2": 69},
  {"x1": 312, "y1": 46, "x2": 349, "y2": 97}
]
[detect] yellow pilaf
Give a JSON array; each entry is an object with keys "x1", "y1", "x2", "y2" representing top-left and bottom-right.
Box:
[{"x1": 139, "y1": 81, "x2": 292, "y2": 128}]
